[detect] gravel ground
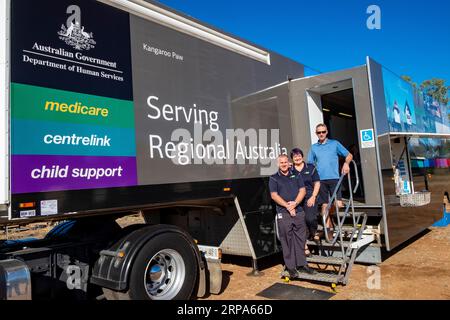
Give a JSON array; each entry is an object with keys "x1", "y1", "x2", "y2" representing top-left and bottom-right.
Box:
[{"x1": 199, "y1": 225, "x2": 450, "y2": 300}]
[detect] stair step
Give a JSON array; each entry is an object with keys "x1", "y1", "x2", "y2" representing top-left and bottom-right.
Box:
[
  {"x1": 308, "y1": 235, "x2": 375, "y2": 249},
  {"x1": 317, "y1": 225, "x2": 360, "y2": 233},
  {"x1": 340, "y1": 225, "x2": 360, "y2": 232},
  {"x1": 307, "y1": 255, "x2": 347, "y2": 265},
  {"x1": 307, "y1": 240, "x2": 352, "y2": 247},
  {"x1": 337, "y1": 211, "x2": 366, "y2": 218},
  {"x1": 281, "y1": 270, "x2": 342, "y2": 284},
  {"x1": 311, "y1": 226, "x2": 360, "y2": 241}
]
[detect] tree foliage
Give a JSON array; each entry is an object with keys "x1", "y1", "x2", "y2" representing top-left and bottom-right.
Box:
[
  {"x1": 420, "y1": 78, "x2": 449, "y2": 106},
  {"x1": 402, "y1": 75, "x2": 449, "y2": 106},
  {"x1": 401, "y1": 75, "x2": 417, "y2": 89}
]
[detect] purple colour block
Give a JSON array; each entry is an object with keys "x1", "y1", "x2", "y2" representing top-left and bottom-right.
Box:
[
  {"x1": 12, "y1": 155, "x2": 137, "y2": 194},
  {"x1": 437, "y1": 158, "x2": 449, "y2": 168}
]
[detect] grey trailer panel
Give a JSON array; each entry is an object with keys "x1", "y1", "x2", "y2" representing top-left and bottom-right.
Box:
[
  {"x1": 230, "y1": 83, "x2": 293, "y2": 258},
  {"x1": 129, "y1": 13, "x2": 303, "y2": 186},
  {"x1": 230, "y1": 81, "x2": 294, "y2": 173},
  {"x1": 380, "y1": 135, "x2": 448, "y2": 250},
  {"x1": 366, "y1": 58, "x2": 391, "y2": 250}
]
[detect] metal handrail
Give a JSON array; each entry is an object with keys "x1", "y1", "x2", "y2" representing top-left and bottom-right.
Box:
[
  {"x1": 288, "y1": 159, "x2": 368, "y2": 285},
  {"x1": 351, "y1": 160, "x2": 360, "y2": 194},
  {"x1": 322, "y1": 160, "x2": 360, "y2": 244}
]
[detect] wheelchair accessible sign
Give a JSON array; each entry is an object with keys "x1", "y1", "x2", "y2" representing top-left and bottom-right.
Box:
[{"x1": 360, "y1": 129, "x2": 375, "y2": 149}]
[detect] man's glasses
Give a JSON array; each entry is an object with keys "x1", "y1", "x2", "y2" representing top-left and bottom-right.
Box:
[{"x1": 316, "y1": 131, "x2": 327, "y2": 134}]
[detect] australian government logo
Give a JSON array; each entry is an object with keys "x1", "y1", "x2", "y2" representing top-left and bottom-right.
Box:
[
  {"x1": 58, "y1": 21, "x2": 96, "y2": 51},
  {"x1": 20, "y1": 4, "x2": 124, "y2": 83},
  {"x1": 58, "y1": 5, "x2": 96, "y2": 51}
]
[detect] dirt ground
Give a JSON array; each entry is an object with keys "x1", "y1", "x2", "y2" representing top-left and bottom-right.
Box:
[
  {"x1": 200, "y1": 225, "x2": 450, "y2": 300},
  {"x1": 2, "y1": 217, "x2": 449, "y2": 300}
]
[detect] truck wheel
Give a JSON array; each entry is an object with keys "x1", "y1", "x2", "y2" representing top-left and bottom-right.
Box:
[{"x1": 128, "y1": 232, "x2": 198, "y2": 300}]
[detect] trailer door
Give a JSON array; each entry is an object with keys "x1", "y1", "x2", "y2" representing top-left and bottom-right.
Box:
[{"x1": 288, "y1": 66, "x2": 383, "y2": 208}]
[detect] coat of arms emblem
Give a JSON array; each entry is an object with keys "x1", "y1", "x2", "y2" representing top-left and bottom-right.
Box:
[{"x1": 58, "y1": 5, "x2": 96, "y2": 51}]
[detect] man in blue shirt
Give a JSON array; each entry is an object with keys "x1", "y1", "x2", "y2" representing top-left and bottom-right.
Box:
[
  {"x1": 307, "y1": 123, "x2": 353, "y2": 236},
  {"x1": 269, "y1": 154, "x2": 316, "y2": 276}
]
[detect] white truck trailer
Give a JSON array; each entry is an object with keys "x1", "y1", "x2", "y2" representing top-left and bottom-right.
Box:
[{"x1": 1, "y1": 0, "x2": 449, "y2": 300}]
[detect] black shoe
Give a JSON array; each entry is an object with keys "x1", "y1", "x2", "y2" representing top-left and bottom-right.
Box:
[
  {"x1": 287, "y1": 269, "x2": 298, "y2": 278},
  {"x1": 296, "y1": 265, "x2": 317, "y2": 275}
]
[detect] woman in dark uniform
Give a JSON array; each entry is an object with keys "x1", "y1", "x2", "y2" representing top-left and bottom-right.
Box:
[{"x1": 290, "y1": 148, "x2": 321, "y2": 256}]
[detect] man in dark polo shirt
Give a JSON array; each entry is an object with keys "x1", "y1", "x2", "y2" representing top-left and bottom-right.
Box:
[{"x1": 269, "y1": 154, "x2": 316, "y2": 277}]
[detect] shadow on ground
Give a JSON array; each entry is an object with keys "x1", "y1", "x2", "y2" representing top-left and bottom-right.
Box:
[{"x1": 381, "y1": 228, "x2": 431, "y2": 262}]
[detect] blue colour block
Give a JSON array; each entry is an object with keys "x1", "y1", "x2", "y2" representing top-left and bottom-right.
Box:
[{"x1": 432, "y1": 211, "x2": 450, "y2": 227}]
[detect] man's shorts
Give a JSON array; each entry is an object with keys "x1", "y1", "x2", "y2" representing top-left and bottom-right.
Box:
[{"x1": 318, "y1": 179, "x2": 342, "y2": 205}]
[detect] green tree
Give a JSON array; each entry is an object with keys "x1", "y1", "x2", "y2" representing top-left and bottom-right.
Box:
[
  {"x1": 402, "y1": 76, "x2": 449, "y2": 107},
  {"x1": 401, "y1": 75, "x2": 417, "y2": 89},
  {"x1": 419, "y1": 78, "x2": 449, "y2": 106}
]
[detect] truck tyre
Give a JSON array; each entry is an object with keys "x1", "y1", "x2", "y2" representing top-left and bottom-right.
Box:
[
  {"x1": 103, "y1": 232, "x2": 198, "y2": 300},
  {"x1": 130, "y1": 232, "x2": 198, "y2": 300}
]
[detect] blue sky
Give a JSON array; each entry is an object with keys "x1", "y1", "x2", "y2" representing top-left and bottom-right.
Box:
[{"x1": 157, "y1": 0, "x2": 450, "y2": 87}]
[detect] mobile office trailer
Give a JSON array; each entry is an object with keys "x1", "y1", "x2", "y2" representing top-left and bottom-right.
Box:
[
  {"x1": 0, "y1": 0, "x2": 448, "y2": 300},
  {"x1": 234, "y1": 60, "x2": 449, "y2": 264},
  {"x1": 0, "y1": 0, "x2": 306, "y2": 300}
]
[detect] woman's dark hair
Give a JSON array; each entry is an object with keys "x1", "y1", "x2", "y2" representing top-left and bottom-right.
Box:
[{"x1": 290, "y1": 148, "x2": 303, "y2": 159}]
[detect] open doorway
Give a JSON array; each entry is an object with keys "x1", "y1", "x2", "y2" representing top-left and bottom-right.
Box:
[
  {"x1": 305, "y1": 79, "x2": 365, "y2": 203},
  {"x1": 320, "y1": 87, "x2": 365, "y2": 203}
]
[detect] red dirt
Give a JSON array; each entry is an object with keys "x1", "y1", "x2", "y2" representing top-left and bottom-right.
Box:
[{"x1": 199, "y1": 225, "x2": 450, "y2": 300}]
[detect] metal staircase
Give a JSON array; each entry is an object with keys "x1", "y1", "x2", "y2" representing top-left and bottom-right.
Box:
[{"x1": 281, "y1": 160, "x2": 374, "y2": 286}]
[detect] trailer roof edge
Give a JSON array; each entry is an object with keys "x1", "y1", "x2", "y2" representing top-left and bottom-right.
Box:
[
  {"x1": 98, "y1": 0, "x2": 271, "y2": 65},
  {"x1": 378, "y1": 132, "x2": 450, "y2": 139}
]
